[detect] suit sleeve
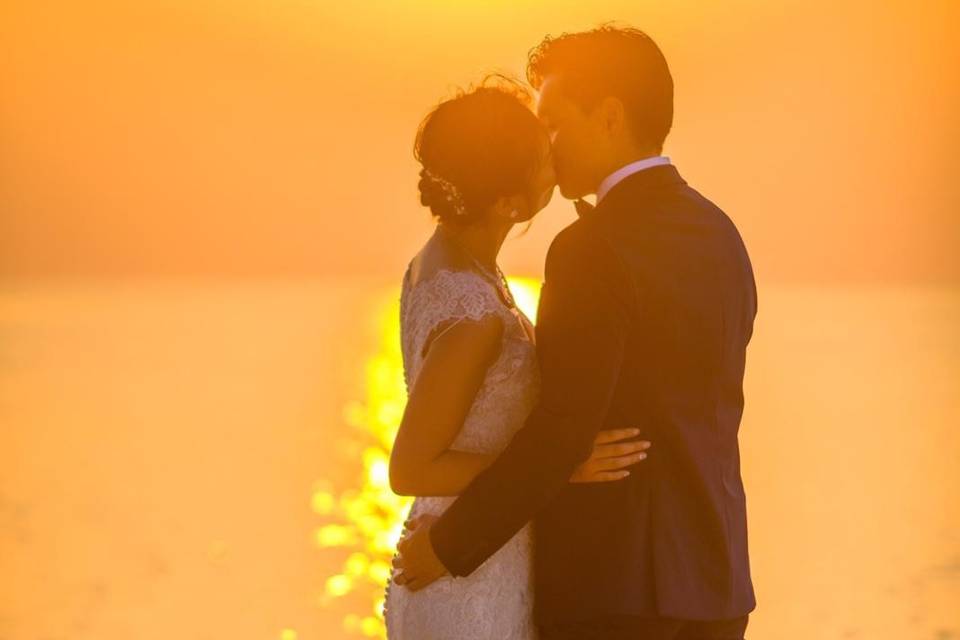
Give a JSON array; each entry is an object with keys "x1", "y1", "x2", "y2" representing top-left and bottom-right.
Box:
[{"x1": 429, "y1": 225, "x2": 633, "y2": 576}]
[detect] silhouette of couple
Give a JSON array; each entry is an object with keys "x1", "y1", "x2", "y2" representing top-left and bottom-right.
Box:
[{"x1": 385, "y1": 25, "x2": 757, "y2": 640}]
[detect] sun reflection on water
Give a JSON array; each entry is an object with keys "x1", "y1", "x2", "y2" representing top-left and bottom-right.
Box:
[{"x1": 312, "y1": 277, "x2": 541, "y2": 638}]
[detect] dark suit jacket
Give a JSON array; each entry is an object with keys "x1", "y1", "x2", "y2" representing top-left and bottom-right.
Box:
[{"x1": 429, "y1": 165, "x2": 758, "y2": 624}]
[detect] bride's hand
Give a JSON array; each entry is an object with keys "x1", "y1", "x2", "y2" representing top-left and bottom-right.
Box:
[{"x1": 569, "y1": 428, "x2": 651, "y2": 483}]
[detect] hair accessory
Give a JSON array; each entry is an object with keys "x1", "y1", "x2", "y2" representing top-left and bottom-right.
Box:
[{"x1": 422, "y1": 168, "x2": 468, "y2": 217}]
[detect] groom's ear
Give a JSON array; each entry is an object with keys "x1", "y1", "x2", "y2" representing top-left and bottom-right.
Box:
[{"x1": 597, "y1": 96, "x2": 627, "y2": 136}]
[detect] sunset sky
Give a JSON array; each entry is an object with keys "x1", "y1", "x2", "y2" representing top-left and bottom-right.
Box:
[
  {"x1": 2, "y1": 5, "x2": 959, "y2": 638},
  {"x1": 2, "y1": 0, "x2": 958, "y2": 283}
]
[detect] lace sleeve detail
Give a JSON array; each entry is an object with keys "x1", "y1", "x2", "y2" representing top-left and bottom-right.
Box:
[{"x1": 401, "y1": 270, "x2": 505, "y2": 380}]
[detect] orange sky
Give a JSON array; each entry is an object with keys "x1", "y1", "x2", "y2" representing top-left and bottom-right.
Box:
[{"x1": 1, "y1": 0, "x2": 958, "y2": 283}]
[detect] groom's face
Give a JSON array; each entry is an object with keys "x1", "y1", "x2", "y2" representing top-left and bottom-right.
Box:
[{"x1": 537, "y1": 75, "x2": 609, "y2": 200}]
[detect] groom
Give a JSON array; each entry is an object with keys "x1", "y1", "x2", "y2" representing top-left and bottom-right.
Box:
[{"x1": 395, "y1": 26, "x2": 757, "y2": 639}]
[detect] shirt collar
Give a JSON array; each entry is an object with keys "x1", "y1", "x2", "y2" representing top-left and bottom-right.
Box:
[{"x1": 596, "y1": 156, "x2": 672, "y2": 203}]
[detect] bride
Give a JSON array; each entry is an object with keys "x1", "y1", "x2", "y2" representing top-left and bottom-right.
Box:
[{"x1": 383, "y1": 77, "x2": 651, "y2": 639}]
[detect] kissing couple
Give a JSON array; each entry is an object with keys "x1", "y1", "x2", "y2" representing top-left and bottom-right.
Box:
[{"x1": 384, "y1": 24, "x2": 757, "y2": 640}]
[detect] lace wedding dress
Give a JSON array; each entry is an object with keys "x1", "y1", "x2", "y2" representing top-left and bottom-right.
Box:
[{"x1": 383, "y1": 267, "x2": 541, "y2": 639}]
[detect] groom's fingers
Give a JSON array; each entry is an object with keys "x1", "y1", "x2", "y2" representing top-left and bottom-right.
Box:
[
  {"x1": 594, "y1": 441, "x2": 651, "y2": 459},
  {"x1": 395, "y1": 571, "x2": 426, "y2": 590},
  {"x1": 406, "y1": 573, "x2": 440, "y2": 592},
  {"x1": 407, "y1": 578, "x2": 425, "y2": 592},
  {"x1": 595, "y1": 451, "x2": 648, "y2": 471},
  {"x1": 590, "y1": 470, "x2": 632, "y2": 482},
  {"x1": 593, "y1": 428, "x2": 642, "y2": 444},
  {"x1": 404, "y1": 514, "x2": 438, "y2": 531}
]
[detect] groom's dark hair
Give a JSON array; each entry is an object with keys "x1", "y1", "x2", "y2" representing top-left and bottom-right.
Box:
[{"x1": 527, "y1": 25, "x2": 674, "y2": 151}]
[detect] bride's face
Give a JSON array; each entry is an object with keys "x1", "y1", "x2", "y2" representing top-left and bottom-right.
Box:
[
  {"x1": 497, "y1": 130, "x2": 557, "y2": 224},
  {"x1": 514, "y1": 130, "x2": 557, "y2": 222}
]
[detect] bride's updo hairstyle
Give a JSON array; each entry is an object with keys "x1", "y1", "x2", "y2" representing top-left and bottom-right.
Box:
[{"x1": 414, "y1": 75, "x2": 545, "y2": 226}]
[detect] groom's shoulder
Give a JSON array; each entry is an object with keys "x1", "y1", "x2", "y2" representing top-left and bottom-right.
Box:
[
  {"x1": 545, "y1": 214, "x2": 617, "y2": 273},
  {"x1": 548, "y1": 214, "x2": 597, "y2": 254}
]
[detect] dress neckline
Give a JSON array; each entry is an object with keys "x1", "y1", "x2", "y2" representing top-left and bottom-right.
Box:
[{"x1": 402, "y1": 267, "x2": 534, "y2": 344}]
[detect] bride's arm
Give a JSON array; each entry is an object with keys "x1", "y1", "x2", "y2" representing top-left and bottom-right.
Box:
[
  {"x1": 388, "y1": 315, "x2": 651, "y2": 497},
  {"x1": 389, "y1": 314, "x2": 504, "y2": 497}
]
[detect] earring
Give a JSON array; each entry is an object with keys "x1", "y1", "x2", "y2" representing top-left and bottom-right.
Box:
[{"x1": 510, "y1": 210, "x2": 519, "y2": 219}]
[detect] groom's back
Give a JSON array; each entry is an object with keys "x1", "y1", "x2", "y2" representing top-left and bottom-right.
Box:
[{"x1": 533, "y1": 164, "x2": 757, "y2": 623}]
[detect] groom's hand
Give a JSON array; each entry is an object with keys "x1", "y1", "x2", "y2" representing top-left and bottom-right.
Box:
[{"x1": 393, "y1": 515, "x2": 449, "y2": 591}]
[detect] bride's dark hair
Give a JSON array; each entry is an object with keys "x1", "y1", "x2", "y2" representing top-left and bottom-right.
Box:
[{"x1": 414, "y1": 75, "x2": 545, "y2": 225}]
